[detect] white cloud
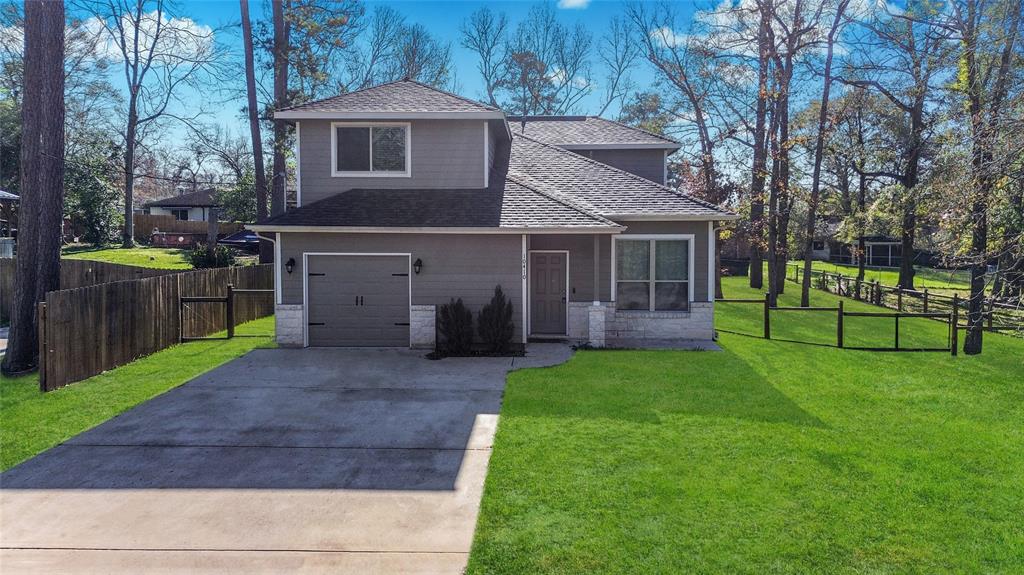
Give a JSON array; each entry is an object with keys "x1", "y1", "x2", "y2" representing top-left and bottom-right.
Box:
[
  {"x1": 84, "y1": 11, "x2": 214, "y2": 63},
  {"x1": 558, "y1": 0, "x2": 591, "y2": 9},
  {"x1": 651, "y1": 26, "x2": 688, "y2": 49}
]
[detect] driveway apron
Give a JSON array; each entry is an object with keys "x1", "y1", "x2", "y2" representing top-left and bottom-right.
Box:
[{"x1": 0, "y1": 345, "x2": 572, "y2": 574}]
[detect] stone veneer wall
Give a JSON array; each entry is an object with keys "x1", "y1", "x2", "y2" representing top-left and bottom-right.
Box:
[
  {"x1": 275, "y1": 304, "x2": 304, "y2": 347},
  {"x1": 410, "y1": 305, "x2": 436, "y2": 349},
  {"x1": 570, "y1": 301, "x2": 714, "y2": 346}
]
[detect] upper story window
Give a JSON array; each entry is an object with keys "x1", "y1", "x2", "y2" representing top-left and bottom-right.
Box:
[{"x1": 331, "y1": 122, "x2": 411, "y2": 177}]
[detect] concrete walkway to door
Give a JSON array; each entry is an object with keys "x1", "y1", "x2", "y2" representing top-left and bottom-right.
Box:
[{"x1": 0, "y1": 344, "x2": 573, "y2": 574}]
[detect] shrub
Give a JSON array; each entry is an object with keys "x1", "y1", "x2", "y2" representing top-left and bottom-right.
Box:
[
  {"x1": 186, "y1": 244, "x2": 236, "y2": 269},
  {"x1": 478, "y1": 285, "x2": 515, "y2": 353},
  {"x1": 437, "y1": 298, "x2": 474, "y2": 354}
]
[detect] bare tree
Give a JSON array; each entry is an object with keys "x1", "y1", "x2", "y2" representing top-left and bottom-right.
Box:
[
  {"x1": 89, "y1": 0, "x2": 223, "y2": 247},
  {"x1": 2, "y1": 0, "x2": 64, "y2": 375},
  {"x1": 460, "y1": 7, "x2": 508, "y2": 107},
  {"x1": 240, "y1": 0, "x2": 269, "y2": 260},
  {"x1": 270, "y1": 0, "x2": 288, "y2": 217},
  {"x1": 800, "y1": 0, "x2": 851, "y2": 306},
  {"x1": 947, "y1": 0, "x2": 1023, "y2": 354},
  {"x1": 596, "y1": 17, "x2": 638, "y2": 117}
]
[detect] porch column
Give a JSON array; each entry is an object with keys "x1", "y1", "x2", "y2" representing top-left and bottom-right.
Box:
[
  {"x1": 593, "y1": 235, "x2": 600, "y2": 304},
  {"x1": 521, "y1": 234, "x2": 528, "y2": 344},
  {"x1": 589, "y1": 235, "x2": 606, "y2": 347}
]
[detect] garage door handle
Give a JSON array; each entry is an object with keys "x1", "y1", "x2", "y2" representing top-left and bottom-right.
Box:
[
  {"x1": 309, "y1": 272, "x2": 325, "y2": 277},
  {"x1": 360, "y1": 296, "x2": 364, "y2": 306}
]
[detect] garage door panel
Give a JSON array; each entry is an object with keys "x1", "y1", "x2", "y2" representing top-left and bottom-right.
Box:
[{"x1": 307, "y1": 255, "x2": 410, "y2": 347}]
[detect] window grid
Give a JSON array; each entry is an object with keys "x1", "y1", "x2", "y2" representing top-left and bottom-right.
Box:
[
  {"x1": 332, "y1": 123, "x2": 410, "y2": 177},
  {"x1": 616, "y1": 238, "x2": 690, "y2": 312}
]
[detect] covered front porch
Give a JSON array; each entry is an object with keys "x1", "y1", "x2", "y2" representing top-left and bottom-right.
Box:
[{"x1": 525, "y1": 220, "x2": 717, "y2": 348}]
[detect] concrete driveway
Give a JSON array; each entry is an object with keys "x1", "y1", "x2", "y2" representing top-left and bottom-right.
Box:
[{"x1": 0, "y1": 345, "x2": 572, "y2": 574}]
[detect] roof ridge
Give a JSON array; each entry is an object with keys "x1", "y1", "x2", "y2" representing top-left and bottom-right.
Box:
[
  {"x1": 504, "y1": 170, "x2": 619, "y2": 227},
  {"x1": 513, "y1": 132, "x2": 734, "y2": 217},
  {"x1": 588, "y1": 116, "x2": 681, "y2": 145},
  {"x1": 278, "y1": 79, "x2": 500, "y2": 114}
]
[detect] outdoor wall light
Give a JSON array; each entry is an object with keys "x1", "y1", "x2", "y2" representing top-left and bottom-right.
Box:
[
  {"x1": 285, "y1": 257, "x2": 295, "y2": 274},
  {"x1": 413, "y1": 258, "x2": 423, "y2": 275}
]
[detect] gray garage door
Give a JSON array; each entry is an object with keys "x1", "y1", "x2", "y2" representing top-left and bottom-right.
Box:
[{"x1": 306, "y1": 255, "x2": 410, "y2": 347}]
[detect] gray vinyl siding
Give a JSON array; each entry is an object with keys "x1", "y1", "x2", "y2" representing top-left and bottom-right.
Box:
[
  {"x1": 529, "y1": 234, "x2": 612, "y2": 303},
  {"x1": 298, "y1": 119, "x2": 487, "y2": 205},
  {"x1": 574, "y1": 148, "x2": 666, "y2": 184},
  {"x1": 278, "y1": 232, "x2": 524, "y2": 339}
]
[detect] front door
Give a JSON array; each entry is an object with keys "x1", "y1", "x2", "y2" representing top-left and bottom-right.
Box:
[{"x1": 530, "y1": 251, "x2": 567, "y2": 335}]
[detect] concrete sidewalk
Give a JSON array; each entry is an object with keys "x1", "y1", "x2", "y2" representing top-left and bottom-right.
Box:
[{"x1": 0, "y1": 345, "x2": 573, "y2": 574}]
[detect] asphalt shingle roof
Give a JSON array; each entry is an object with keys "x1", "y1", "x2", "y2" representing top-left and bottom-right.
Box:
[
  {"x1": 144, "y1": 189, "x2": 217, "y2": 208},
  {"x1": 508, "y1": 133, "x2": 734, "y2": 219},
  {"x1": 507, "y1": 116, "x2": 679, "y2": 148},
  {"x1": 278, "y1": 80, "x2": 500, "y2": 115},
  {"x1": 258, "y1": 179, "x2": 621, "y2": 230}
]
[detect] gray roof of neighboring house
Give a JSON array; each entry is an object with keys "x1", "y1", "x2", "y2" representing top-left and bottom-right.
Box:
[
  {"x1": 0, "y1": 190, "x2": 18, "y2": 201},
  {"x1": 255, "y1": 179, "x2": 621, "y2": 230},
  {"x1": 507, "y1": 116, "x2": 679, "y2": 149},
  {"x1": 509, "y1": 133, "x2": 734, "y2": 220},
  {"x1": 276, "y1": 79, "x2": 502, "y2": 118},
  {"x1": 144, "y1": 189, "x2": 218, "y2": 208}
]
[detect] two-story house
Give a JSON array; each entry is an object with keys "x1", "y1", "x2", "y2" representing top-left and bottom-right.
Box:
[{"x1": 249, "y1": 80, "x2": 737, "y2": 349}]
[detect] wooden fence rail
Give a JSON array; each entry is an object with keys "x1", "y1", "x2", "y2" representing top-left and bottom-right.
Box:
[
  {"x1": 38, "y1": 264, "x2": 273, "y2": 391},
  {"x1": 787, "y1": 263, "x2": 1023, "y2": 334},
  {"x1": 1, "y1": 258, "x2": 180, "y2": 324},
  {"x1": 716, "y1": 293, "x2": 956, "y2": 354}
]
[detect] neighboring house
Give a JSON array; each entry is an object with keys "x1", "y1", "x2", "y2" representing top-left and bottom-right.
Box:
[
  {"x1": 250, "y1": 80, "x2": 737, "y2": 349},
  {"x1": 144, "y1": 189, "x2": 219, "y2": 222},
  {"x1": 0, "y1": 189, "x2": 17, "y2": 238}
]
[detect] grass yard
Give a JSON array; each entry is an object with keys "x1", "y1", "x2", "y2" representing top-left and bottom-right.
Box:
[
  {"x1": 468, "y1": 277, "x2": 1024, "y2": 574},
  {"x1": 798, "y1": 260, "x2": 973, "y2": 292},
  {"x1": 62, "y1": 244, "x2": 192, "y2": 269},
  {"x1": 0, "y1": 316, "x2": 274, "y2": 471}
]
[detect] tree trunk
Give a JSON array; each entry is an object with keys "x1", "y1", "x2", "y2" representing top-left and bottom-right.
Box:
[
  {"x1": 748, "y1": 3, "x2": 770, "y2": 290},
  {"x1": 801, "y1": 2, "x2": 845, "y2": 306},
  {"x1": 1, "y1": 0, "x2": 64, "y2": 375},
  {"x1": 271, "y1": 0, "x2": 290, "y2": 218},
  {"x1": 857, "y1": 171, "x2": 867, "y2": 282},
  {"x1": 241, "y1": 0, "x2": 271, "y2": 262},
  {"x1": 122, "y1": 102, "x2": 137, "y2": 248}
]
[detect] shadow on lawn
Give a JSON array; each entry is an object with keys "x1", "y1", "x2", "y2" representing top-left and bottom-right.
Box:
[{"x1": 510, "y1": 349, "x2": 826, "y2": 428}]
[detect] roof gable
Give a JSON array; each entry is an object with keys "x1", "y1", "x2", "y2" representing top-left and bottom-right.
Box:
[
  {"x1": 276, "y1": 80, "x2": 503, "y2": 119},
  {"x1": 144, "y1": 189, "x2": 217, "y2": 208}
]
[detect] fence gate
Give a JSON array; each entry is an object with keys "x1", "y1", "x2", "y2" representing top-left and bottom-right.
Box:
[{"x1": 179, "y1": 284, "x2": 274, "y2": 341}]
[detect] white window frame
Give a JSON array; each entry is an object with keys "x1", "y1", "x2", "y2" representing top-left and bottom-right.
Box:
[
  {"x1": 612, "y1": 234, "x2": 695, "y2": 311},
  {"x1": 331, "y1": 122, "x2": 411, "y2": 178}
]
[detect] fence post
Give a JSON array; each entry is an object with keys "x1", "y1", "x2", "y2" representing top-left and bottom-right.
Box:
[
  {"x1": 951, "y1": 293, "x2": 959, "y2": 356},
  {"x1": 894, "y1": 314, "x2": 900, "y2": 350},
  {"x1": 226, "y1": 283, "x2": 235, "y2": 339},
  {"x1": 923, "y1": 288, "x2": 929, "y2": 313},
  {"x1": 763, "y1": 292, "x2": 771, "y2": 340},
  {"x1": 837, "y1": 273, "x2": 843, "y2": 296},
  {"x1": 837, "y1": 300, "x2": 844, "y2": 348},
  {"x1": 987, "y1": 299, "x2": 994, "y2": 330},
  {"x1": 37, "y1": 302, "x2": 47, "y2": 392},
  {"x1": 897, "y1": 287, "x2": 903, "y2": 311}
]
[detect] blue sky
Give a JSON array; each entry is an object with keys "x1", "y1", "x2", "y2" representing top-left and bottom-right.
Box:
[{"x1": 162, "y1": 0, "x2": 695, "y2": 138}]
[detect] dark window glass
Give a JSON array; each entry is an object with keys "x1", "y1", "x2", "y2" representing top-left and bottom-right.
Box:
[
  {"x1": 616, "y1": 282, "x2": 650, "y2": 310},
  {"x1": 655, "y1": 282, "x2": 689, "y2": 310},
  {"x1": 372, "y1": 127, "x2": 406, "y2": 171},
  {"x1": 336, "y1": 127, "x2": 370, "y2": 172}
]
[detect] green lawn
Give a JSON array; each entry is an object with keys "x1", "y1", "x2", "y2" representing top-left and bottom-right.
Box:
[
  {"x1": 798, "y1": 260, "x2": 973, "y2": 291},
  {"x1": 0, "y1": 316, "x2": 274, "y2": 471},
  {"x1": 468, "y1": 277, "x2": 1024, "y2": 574},
  {"x1": 62, "y1": 244, "x2": 192, "y2": 269}
]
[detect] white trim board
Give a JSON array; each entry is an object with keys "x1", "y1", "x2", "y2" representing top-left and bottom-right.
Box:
[
  {"x1": 294, "y1": 122, "x2": 302, "y2": 206},
  {"x1": 301, "y1": 252, "x2": 413, "y2": 348},
  {"x1": 527, "y1": 249, "x2": 570, "y2": 337},
  {"x1": 248, "y1": 225, "x2": 623, "y2": 235},
  {"x1": 276, "y1": 111, "x2": 505, "y2": 120}
]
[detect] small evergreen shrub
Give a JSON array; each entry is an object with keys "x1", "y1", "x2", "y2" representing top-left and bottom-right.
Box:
[
  {"x1": 478, "y1": 285, "x2": 515, "y2": 353},
  {"x1": 186, "y1": 244, "x2": 236, "y2": 269},
  {"x1": 438, "y1": 297, "x2": 474, "y2": 354}
]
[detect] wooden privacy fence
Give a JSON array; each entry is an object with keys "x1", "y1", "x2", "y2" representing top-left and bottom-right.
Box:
[
  {"x1": 1, "y1": 258, "x2": 179, "y2": 324},
  {"x1": 179, "y1": 285, "x2": 274, "y2": 341},
  {"x1": 787, "y1": 263, "x2": 1024, "y2": 335},
  {"x1": 133, "y1": 214, "x2": 245, "y2": 243},
  {"x1": 716, "y1": 293, "x2": 957, "y2": 354},
  {"x1": 38, "y1": 264, "x2": 273, "y2": 392}
]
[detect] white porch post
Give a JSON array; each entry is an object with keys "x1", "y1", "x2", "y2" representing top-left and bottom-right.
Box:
[
  {"x1": 521, "y1": 234, "x2": 527, "y2": 344},
  {"x1": 708, "y1": 221, "x2": 715, "y2": 302}
]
